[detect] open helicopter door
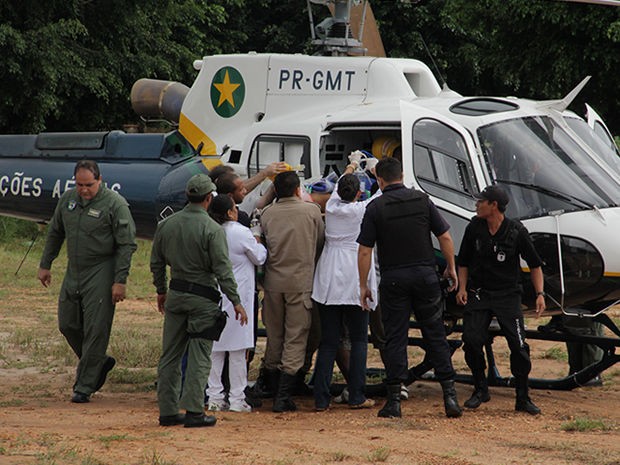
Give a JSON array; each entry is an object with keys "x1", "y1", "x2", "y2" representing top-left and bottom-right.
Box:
[
  {"x1": 586, "y1": 103, "x2": 620, "y2": 156},
  {"x1": 398, "y1": 100, "x2": 485, "y2": 252}
]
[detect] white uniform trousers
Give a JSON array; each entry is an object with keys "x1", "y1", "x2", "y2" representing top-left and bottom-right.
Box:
[{"x1": 206, "y1": 349, "x2": 247, "y2": 405}]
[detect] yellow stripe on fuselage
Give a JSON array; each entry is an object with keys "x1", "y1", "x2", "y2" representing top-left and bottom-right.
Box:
[
  {"x1": 201, "y1": 157, "x2": 223, "y2": 170},
  {"x1": 179, "y1": 113, "x2": 217, "y2": 155}
]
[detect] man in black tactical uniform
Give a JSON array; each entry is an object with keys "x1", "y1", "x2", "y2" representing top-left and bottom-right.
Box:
[
  {"x1": 357, "y1": 157, "x2": 461, "y2": 419},
  {"x1": 456, "y1": 185, "x2": 546, "y2": 415}
]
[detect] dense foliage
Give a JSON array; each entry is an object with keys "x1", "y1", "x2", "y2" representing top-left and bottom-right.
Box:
[
  {"x1": 0, "y1": 0, "x2": 618, "y2": 134},
  {"x1": 373, "y1": 0, "x2": 620, "y2": 131}
]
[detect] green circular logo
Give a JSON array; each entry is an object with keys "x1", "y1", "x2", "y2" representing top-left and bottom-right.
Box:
[{"x1": 210, "y1": 66, "x2": 245, "y2": 118}]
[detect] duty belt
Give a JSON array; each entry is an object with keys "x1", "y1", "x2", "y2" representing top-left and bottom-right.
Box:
[{"x1": 169, "y1": 279, "x2": 221, "y2": 303}]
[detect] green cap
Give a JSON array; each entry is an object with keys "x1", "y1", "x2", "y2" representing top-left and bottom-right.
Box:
[{"x1": 186, "y1": 174, "x2": 215, "y2": 196}]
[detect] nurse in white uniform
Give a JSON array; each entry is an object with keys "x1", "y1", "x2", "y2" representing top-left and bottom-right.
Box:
[
  {"x1": 312, "y1": 156, "x2": 380, "y2": 411},
  {"x1": 207, "y1": 195, "x2": 267, "y2": 412}
]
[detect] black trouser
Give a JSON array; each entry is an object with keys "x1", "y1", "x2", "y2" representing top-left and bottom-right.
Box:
[
  {"x1": 462, "y1": 291, "x2": 531, "y2": 379},
  {"x1": 379, "y1": 265, "x2": 455, "y2": 385}
]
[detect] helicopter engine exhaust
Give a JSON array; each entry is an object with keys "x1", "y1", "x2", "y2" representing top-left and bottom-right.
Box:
[{"x1": 130, "y1": 78, "x2": 189, "y2": 124}]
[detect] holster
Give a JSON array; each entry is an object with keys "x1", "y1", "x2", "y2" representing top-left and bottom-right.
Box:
[
  {"x1": 170, "y1": 279, "x2": 227, "y2": 341},
  {"x1": 188, "y1": 310, "x2": 228, "y2": 341}
]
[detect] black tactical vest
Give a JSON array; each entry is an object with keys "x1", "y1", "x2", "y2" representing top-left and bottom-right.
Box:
[
  {"x1": 468, "y1": 216, "x2": 523, "y2": 290},
  {"x1": 374, "y1": 187, "x2": 435, "y2": 271}
]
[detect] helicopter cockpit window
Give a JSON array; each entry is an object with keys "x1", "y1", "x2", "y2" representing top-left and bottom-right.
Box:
[
  {"x1": 412, "y1": 119, "x2": 477, "y2": 210},
  {"x1": 248, "y1": 135, "x2": 311, "y2": 180},
  {"x1": 478, "y1": 116, "x2": 619, "y2": 220},
  {"x1": 161, "y1": 131, "x2": 196, "y2": 161},
  {"x1": 592, "y1": 121, "x2": 620, "y2": 156},
  {"x1": 563, "y1": 116, "x2": 620, "y2": 173}
]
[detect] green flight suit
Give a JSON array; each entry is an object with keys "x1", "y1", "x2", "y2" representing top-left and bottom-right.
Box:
[
  {"x1": 150, "y1": 203, "x2": 240, "y2": 416},
  {"x1": 40, "y1": 185, "x2": 137, "y2": 395}
]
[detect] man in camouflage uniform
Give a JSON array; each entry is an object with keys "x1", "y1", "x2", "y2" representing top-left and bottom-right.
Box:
[
  {"x1": 38, "y1": 160, "x2": 137, "y2": 403},
  {"x1": 151, "y1": 173, "x2": 247, "y2": 428}
]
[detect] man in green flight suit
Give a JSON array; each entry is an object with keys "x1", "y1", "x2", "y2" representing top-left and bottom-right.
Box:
[
  {"x1": 38, "y1": 160, "x2": 137, "y2": 403},
  {"x1": 151, "y1": 173, "x2": 247, "y2": 428}
]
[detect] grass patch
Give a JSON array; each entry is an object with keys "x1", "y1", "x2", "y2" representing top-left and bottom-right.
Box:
[
  {"x1": 0, "y1": 399, "x2": 26, "y2": 407},
  {"x1": 0, "y1": 217, "x2": 39, "y2": 242},
  {"x1": 6, "y1": 328, "x2": 74, "y2": 367},
  {"x1": 98, "y1": 433, "x2": 131, "y2": 448},
  {"x1": 82, "y1": 454, "x2": 109, "y2": 465},
  {"x1": 139, "y1": 451, "x2": 180, "y2": 465},
  {"x1": 561, "y1": 417, "x2": 612, "y2": 432},
  {"x1": 367, "y1": 446, "x2": 390, "y2": 462},
  {"x1": 126, "y1": 239, "x2": 157, "y2": 300},
  {"x1": 109, "y1": 328, "x2": 161, "y2": 368},
  {"x1": 271, "y1": 460, "x2": 293, "y2": 465},
  {"x1": 34, "y1": 445, "x2": 80, "y2": 465},
  {"x1": 109, "y1": 367, "x2": 156, "y2": 385},
  {"x1": 541, "y1": 346, "x2": 568, "y2": 362},
  {"x1": 328, "y1": 451, "x2": 350, "y2": 462},
  {"x1": 107, "y1": 367, "x2": 157, "y2": 393}
]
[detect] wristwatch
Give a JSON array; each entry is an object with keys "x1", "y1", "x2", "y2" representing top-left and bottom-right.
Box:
[{"x1": 536, "y1": 291, "x2": 546, "y2": 297}]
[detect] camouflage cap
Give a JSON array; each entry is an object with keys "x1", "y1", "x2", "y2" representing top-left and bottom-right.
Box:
[{"x1": 186, "y1": 174, "x2": 215, "y2": 196}]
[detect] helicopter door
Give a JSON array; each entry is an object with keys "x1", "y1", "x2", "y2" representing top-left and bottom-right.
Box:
[
  {"x1": 399, "y1": 100, "x2": 483, "y2": 213},
  {"x1": 586, "y1": 103, "x2": 619, "y2": 156},
  {"x1": 247, "y1": 134, "x2": 312, "y2": 180}
]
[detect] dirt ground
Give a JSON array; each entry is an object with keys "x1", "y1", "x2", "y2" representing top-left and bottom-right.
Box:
[{"x1": 0, "y1": 298, "x2": 618, "y2": 465}]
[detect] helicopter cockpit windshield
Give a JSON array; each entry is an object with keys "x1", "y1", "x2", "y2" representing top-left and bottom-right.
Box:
[
  {"x1": 563, "y1": 115, "x2": 620, "y2": 173},
  {"x1": 478, "y1": 115, "x2": 619, "y2": 220}
]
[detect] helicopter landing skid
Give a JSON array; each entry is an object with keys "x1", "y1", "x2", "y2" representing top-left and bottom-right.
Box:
[{"x1": 411, "y1": 316, "x2": 620, "y2": 391}]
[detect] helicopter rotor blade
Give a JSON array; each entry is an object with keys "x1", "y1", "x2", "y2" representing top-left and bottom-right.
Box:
[
  {"x1": 560, "y1": 0, "x2": 620, "y2": 6},
  {"x1": 349, "y1": 1, "x2": 386, "y2": 57}
]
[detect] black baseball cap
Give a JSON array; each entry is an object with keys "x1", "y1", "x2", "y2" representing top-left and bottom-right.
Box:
[{"x1": 474, "y1": 185, "x2": 509, "y2": 208}]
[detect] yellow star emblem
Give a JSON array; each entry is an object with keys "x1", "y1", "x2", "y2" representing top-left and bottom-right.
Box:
[{"x1": 213, "y1": 70, "x2": 241, "y2": 108}]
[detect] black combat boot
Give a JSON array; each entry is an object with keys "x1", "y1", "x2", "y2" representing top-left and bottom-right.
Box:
[
  {"x1": 515, "y1": 377, "x2": 541, "y2": 415},
  {"x1": 250, "y1": 367, "x2": 279, "y2": 399},
  {"x1": 292, "y1": 369, "x2": 313, "y2": 396},
  {"x1": 184, "y1": 411, "x2": 217, "y2": 428},
  {"x1": 440, "y1": 379, "x2": 463, "y2": 418},
  {"x1": 272, "y1": 372, "x2": 297, "y2": 413},
  {"x1": 464, "y1": 373, "x2": 490, "y2": 409},
  {"x1": 378, "y1": 383, "x2": 401, "y2": 418}
]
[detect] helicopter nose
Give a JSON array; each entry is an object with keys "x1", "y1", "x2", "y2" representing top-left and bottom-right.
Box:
[{"x1": 530, "y1": 208, "x2": 620, "y2": 310}]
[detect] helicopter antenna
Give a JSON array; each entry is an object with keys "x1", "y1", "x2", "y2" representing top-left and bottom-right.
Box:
[
  {"x1": 418, "y1": 33, "x2": 447, "y2": 88},
  {"x1": 536, "y1": 76, "x2": 591, "y2": 112},
  {"x1": 14, "y1": 226, "x2": 42, "y2": 276}
]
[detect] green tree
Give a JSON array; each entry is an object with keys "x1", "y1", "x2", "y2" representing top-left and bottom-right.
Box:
[
  {"x1": 1, "y1": 0, "x2": 618, "y2": 135},
  {"x1": 0, "y1": 0, "x2": 246, "y2": 133},
  {"x1": 239, "y1": 0, "x2": 312, "y2": 54}
]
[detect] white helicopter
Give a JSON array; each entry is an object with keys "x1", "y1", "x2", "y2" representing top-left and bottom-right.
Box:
[{"x1": 156, "y1": 0, "x2": 620, "y2": 388}]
